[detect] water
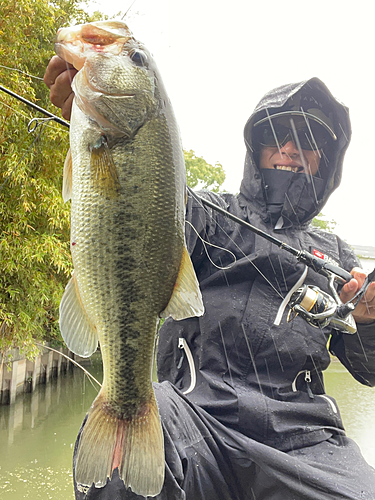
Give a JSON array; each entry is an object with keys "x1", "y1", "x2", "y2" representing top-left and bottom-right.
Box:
[
  {"x1": 0, "y1": 356, "x2": 374, "y2": 498},
  {"x1": 0, "y1": 354, "x2": 103, "y2": 499},
  {"x1": 325, "y1": 361, "x2": 375, "y2": 467}
]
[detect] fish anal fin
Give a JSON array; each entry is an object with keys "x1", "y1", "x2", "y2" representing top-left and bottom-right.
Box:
[
  {"x1": 161, "y1": 246, "x2": 204, "y2": 320},
  {"x1": 90, "y1": 136, "x2": 121, "y2": 197},
  {"x1": 75, "y1": 392, "x2": 165, "y2": 497},
  {"x1": 59, "y1": 272, "x2": 98, "y2": 357},
  {"x1": 63, "y1": 148, "x2": 73, "y2": 202}
]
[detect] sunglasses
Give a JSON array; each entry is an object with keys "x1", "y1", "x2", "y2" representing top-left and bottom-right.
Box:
[{"x1": 253, "y1": 117, "x2": 332, "y2": 151}]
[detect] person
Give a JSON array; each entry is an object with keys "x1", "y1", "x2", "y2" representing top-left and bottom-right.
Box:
[{"x1": 45, "y1": 56, "x2": 375, "y2": 500}]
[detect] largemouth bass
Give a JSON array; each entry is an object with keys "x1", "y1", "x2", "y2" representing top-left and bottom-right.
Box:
[{"x1": 56, "y1": 20, "x2": 204, "y2": 497}]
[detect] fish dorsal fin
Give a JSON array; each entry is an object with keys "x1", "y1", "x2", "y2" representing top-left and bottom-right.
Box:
[
  {"x1": 161, "y1": 246, "x2": 204, "y2": 320},
  {"x1": 59, "y1": 272, "x2": 98, "y2": 357},
  {"x1": 90, "y1": 136, "x2": 121, "y2": 197},
  {"x1": 62, "y1": 148, "x2": 73, "y2": 202}
]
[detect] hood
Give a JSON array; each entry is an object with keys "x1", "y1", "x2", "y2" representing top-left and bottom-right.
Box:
[{"x1": 239, "y1": 78, "x2": 351, "y2": 228}]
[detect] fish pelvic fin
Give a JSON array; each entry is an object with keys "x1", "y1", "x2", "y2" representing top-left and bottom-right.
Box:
[
  {"x1": 59, "y1": 272, "x2": 98, "y2": 357},
  {"x1": 90, "y1": 136, "x2": 121, "y2": 198},
  {"x1": 161, "y1": 245, "x2": 204, "y2": 320},
  {"x1": 62, "y1": 148, "x2": 73, "y2": 202},
  {"x1": 75, "y1": 391, "x2": 165, "y2": 497}
]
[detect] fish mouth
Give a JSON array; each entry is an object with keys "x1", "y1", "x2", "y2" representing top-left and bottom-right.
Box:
[
  {"x1": 55, "y1": 21, "x2": 133, "y2": 71},
  {"x1": 274, "y1": 164, "x2": 304, "y2": 173}
]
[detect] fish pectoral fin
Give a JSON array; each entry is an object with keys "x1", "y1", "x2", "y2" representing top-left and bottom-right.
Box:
[
  {"x1": 59, "y1": 272, "x2": 98, "y2": 357},
  {"x1": 75, "y1": 391, "x2": 165, "y2": 497},
  {"x1": 161, "y1": 246, "x2": 204, "y2": 320},
  {"x1": 90, "y1": 136, "x2": 121, "y2": 197},
  {"x1": 62, "y1": 148, "x2": 73, "y2": 202}
]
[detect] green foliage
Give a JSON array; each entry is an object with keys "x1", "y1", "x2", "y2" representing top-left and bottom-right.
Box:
[
  {"x1": 0, "y1": 3, "x2": 225, "y2": 358},
  {"x1": 311, "y1": 213, "x2": 337, "y2": 233},
  {"x1": 184, "y1": 149, "x2": 225, "y2": 192},
  {"x1": 0, "y1": 0, "x2": 100, "y2": 357}
]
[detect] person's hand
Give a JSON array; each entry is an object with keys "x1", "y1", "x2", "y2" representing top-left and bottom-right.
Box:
[
  {"x1": 44, "y1": 55, "x2": 78, "y2": 120},
  {"x1": 340, "y1": 267, "x2": 375, "y2": 324}
]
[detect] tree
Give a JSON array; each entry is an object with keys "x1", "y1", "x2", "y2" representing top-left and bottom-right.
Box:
[
  {"x1": 311, "y1": 213, "x2": 337, "y2": 233},
  {"x1": 0, "y1": 4, "x2": 225, "y2": 358},
  {"x1": 0, "y1": 0, "x2": 94, "y2": 357},
  {"x1": 184, "y1": 149, "x2": 226, "y2": 192}
]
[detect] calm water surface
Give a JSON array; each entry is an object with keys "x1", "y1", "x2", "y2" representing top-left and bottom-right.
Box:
[{"x1": 0, "y1": 356, "x2": 374, "y2": 499}]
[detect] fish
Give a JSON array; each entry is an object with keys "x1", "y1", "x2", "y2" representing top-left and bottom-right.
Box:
[{"x1": 55, "y1": 20, "x2": 204, "y2": 497}]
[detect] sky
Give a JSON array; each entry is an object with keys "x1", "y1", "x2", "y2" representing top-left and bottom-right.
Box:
[{"x1": 83, "y1": 0, "x2": 375, "y2": 247}]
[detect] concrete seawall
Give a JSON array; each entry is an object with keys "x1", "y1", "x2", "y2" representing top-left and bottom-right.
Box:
[{"x1": 0, "y1": 345, "x2": 90, "y2": 405}]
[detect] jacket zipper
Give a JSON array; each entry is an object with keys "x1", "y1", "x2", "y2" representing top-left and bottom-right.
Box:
[
  {"x1": 178, "y1": 338, "x2": 196, "y2": 395},
  {"x1": 292, "y1": 370, "x2": 314, "y2": 399},
  {"x1": 292, "y1": 370, "x2": 338, "y2": 413},
  {"x1": 304, "y1": 370, "x2": 314, "y2": 399}
]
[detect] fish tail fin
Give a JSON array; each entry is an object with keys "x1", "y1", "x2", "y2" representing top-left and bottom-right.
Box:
[{"x1": 75, "y1": 391, "x2": 165, "y2": 497}]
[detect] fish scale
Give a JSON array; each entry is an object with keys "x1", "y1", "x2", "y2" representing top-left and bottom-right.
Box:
[{"x1": 56, "y1": 20, "x2": 204, "y2": 496}]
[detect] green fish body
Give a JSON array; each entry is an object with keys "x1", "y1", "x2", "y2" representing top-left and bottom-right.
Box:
[{"x1": 56, "y1": 20, "x2": 204, "y2": 497}]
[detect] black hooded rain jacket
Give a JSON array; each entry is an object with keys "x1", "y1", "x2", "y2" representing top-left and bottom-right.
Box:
[
  {"x1": 74, "y1": 78, "x2": 375, "y2": 500},
  {"x1": 157, "y1": 77, "x2": 375, "y2": 453}
]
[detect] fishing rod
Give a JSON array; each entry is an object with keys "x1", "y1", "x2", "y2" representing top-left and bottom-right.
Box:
[
  {"x1": 191, "y1": 190, "x2": 353, "y2": 284},
  {"x1": 189, "y1": 188, "x2": 375, "y2": 335},
  {"x1": 3, "y1": 84, "x2": 372, "y2": 333},
  {"x1": 0, "y1": 84, "x2": 70, "y2": 128},
  {"x1": 0, "y1": 85, "x2": 349, "y2": 280}
]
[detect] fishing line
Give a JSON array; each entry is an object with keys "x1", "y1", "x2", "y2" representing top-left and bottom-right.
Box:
[
  {"x1": 0, "y1": 117, "x2": 53, "y2": 194},
  {"x1": 0, "y1": 64, "x2": 44, "y2": 81},
  {"x1": 0, "y1": 99, "x2": 68, "y2": 135},
  {"x1": 34, "y1": 342, "x2": 102, "y2": 389},
  {"x1": 0, "y1": 98, "x2": 33, "y2": 121},
  {"x1": 2, "y1": 87, "x2": 355, "y2": 292},
  {"x1": 187, "y1": 188, "x2": 285, "y2": 299},
  {"x1": 185, "y1": 219, "x2": 237, "y2": 270},
  {"x1": 121, "y1": 0, "x2": 138, "y2": 20},
  {"x1": 0, "y1": 85, "x2": 69, "y2": 193},
  {"x1": 0, "y1": 84, "x2": 70, "y2": 128},
  {"x1": 0, "y1": 84, "x2": 283, "y2": 297}
]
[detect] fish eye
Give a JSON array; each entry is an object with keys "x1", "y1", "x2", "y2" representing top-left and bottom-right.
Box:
[{"x1": 129, "y1": 50, "x2": 148, "y2": 67}]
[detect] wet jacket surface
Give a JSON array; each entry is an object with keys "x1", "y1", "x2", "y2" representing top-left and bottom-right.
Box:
[{"x1": 157, "y1": 77, "x2": 375, "y2": 453}]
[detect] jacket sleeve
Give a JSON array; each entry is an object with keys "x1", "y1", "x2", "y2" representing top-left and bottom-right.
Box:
[
  {"x1": 329, "y1": 237, "x2": 375, "y2": 387},
  {"x1": 330, "y1": 323, "x2": 375, "y2": 386}
]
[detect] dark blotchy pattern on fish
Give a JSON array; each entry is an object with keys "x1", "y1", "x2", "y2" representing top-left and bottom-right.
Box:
[{"x1": 57, "y1": 20, "x2": 203, "y2": 495}]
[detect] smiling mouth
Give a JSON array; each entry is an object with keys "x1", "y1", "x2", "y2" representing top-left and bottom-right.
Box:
[{"x1": 274, "y1": 165, "x2": 303, "y2": 173}]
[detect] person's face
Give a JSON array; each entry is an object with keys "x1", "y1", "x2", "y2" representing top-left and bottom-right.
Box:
[{"x1": 259, "y1": 140, "x2": 321, "y2": 176}]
